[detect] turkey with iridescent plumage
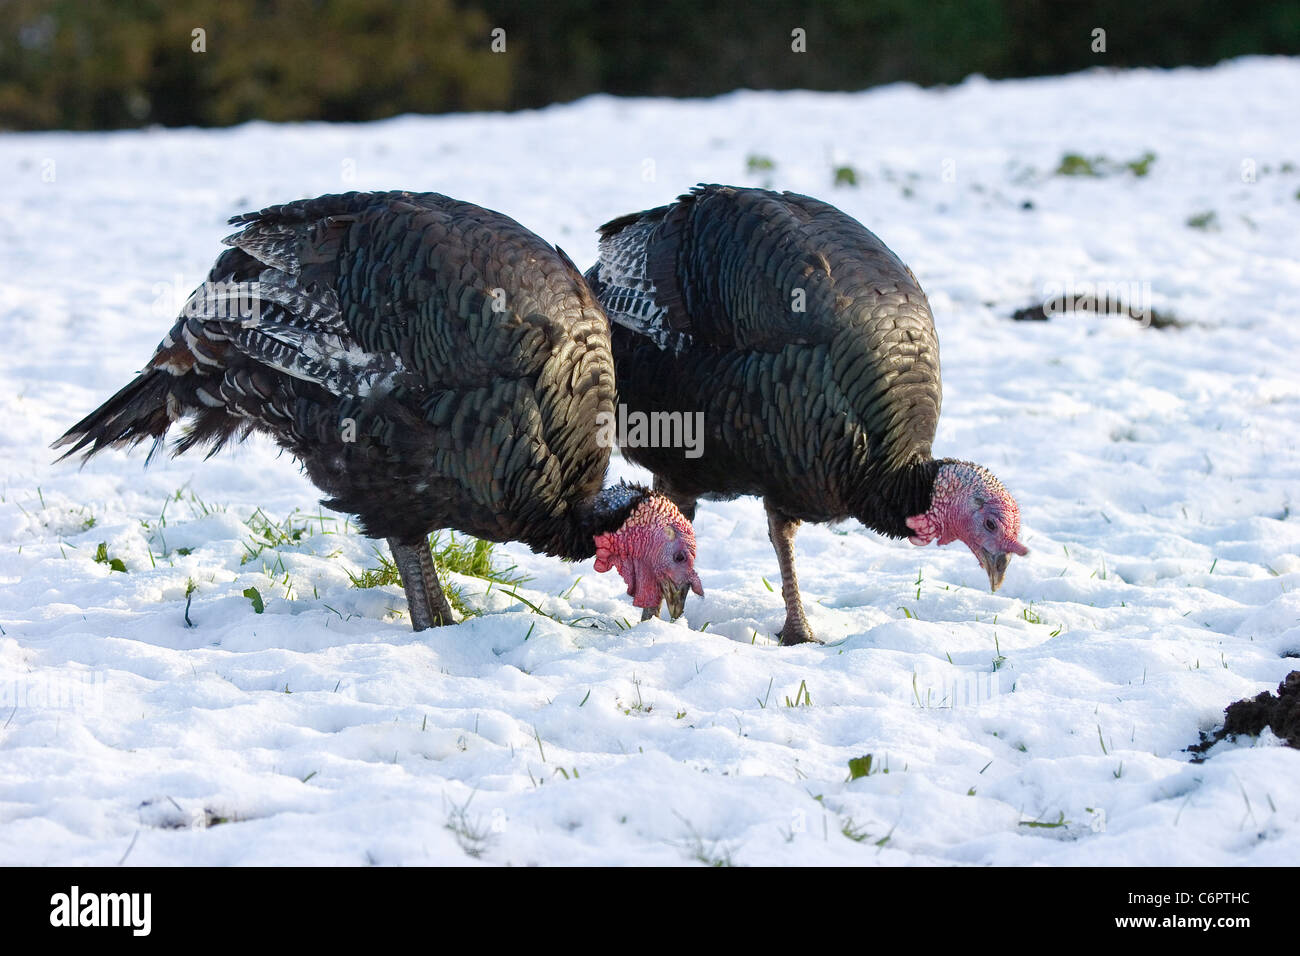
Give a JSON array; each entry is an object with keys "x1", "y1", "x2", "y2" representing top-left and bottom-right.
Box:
[
  {"x1": 55, "y1": 191, "x2": 703, "y2": 630},
  {"x1": 585, "y1": 184, "x2": 1025, "y2": 645}
]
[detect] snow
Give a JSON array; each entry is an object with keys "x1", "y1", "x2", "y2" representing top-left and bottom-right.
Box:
[{"x1": 2, "y1": 57, "x2": 1299, "y2": 866}]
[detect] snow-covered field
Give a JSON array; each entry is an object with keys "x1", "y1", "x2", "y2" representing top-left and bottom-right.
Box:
[{"x1": 1, "y1": 57, "x2": 1298, "y2": 866}]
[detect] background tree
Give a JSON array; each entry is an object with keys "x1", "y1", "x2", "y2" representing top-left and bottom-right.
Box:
[{"x1": 1, "y1": 0, "x2": 1296, "y2": 131}]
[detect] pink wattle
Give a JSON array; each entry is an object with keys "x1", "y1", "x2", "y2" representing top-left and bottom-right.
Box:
[
  {"x1": 905, "y1": 461, "x2": 1025, "y2": 552},
  {"x1": 905, "y1": 466, "x2": 967, "y2": 545}
]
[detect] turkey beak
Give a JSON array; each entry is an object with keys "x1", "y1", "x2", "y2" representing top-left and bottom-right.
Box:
[
  {"x1": 979, "y1": 549, "x2": 1011, "y2": 592},
  {"x1": 662, "y1": 580, "x2": 690, "y2": 620}
]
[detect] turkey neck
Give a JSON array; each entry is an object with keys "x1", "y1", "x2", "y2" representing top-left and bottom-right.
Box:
[
  {"x1": 852, "y1": 457, "x2": 942, "y2": 540},
  {"x1": 525, "y1": 482, "x2": 653, "y2": 564}
]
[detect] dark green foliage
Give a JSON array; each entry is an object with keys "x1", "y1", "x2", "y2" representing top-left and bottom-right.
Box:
[
  {"x1": 487, "y1": 0, "x2": 1298, "y2": 110},
  {"x1": 1, "y1": 0, "x2": 508, "y2": 130},
  {"x1": 5, "y1": 1, "x2": 1296, "y2": 130}
]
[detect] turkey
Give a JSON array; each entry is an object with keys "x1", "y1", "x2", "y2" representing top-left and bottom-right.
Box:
[
  {"x1": 54, "y1": 190, "x2": 703, "y2": 630},
  {"x1": 585, "y1": 184, "x2": 1026, "y2": 645}
]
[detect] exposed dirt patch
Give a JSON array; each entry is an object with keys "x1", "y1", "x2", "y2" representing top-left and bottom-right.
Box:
[
  {"x1": 1011, "y1": 301, "x2": 1187, "y2": 329},
  {"x1": 1188, "y1": 671, "x2": 1300, "y2": 760}
]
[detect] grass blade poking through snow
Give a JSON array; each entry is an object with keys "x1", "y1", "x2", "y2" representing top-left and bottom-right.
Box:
[{"x1": 347, "y1": 531, "x2": 530, "y2": 619}]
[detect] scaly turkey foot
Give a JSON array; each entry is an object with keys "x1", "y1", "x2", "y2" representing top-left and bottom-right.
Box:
[{"x1": 777, "y1": 620, "x2": 822, "y2": 646}]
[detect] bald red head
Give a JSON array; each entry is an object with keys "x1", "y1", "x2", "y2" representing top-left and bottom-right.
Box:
[
  {"x1": 594, "y1": 494, "x2": 704, "y2": 617},
  {"x1": 905, "y1": 461, "x2": 1027, "y2": 591}
]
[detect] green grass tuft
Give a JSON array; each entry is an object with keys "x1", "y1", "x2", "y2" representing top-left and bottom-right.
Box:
[
  {"x1": 1056, "y1": 150, "x2": 1156, "y2": 178},
  {"x1": 444, "y1": 792, "x2": 496, "y2": 860},
  {"x1": 832, "y1": 164, "x2": 859, "y2": 187},
  {"x1": 347, "y1": 531, "x2": 529, "y2": 620},
  {"x1": 1125, "y1": 151, "x2": 1156, "y2": 176},
  {"x1": 674, "y1": 812, "x2": 735, "y2": 867},
  {"x1": 1056, "y1": 153, "x2": 1100, "y2": 176},
  {"x1": 784, "y1": 679, "x2": 812, "y2": 707},
  {"x1": 1019, "y1": 812, "x2": 1068, "y2": 829},
  {"x1": 240, "y1": 507, "x2": 318, "y2": 564},
  {"x1": 841, "y1": 817, "x2": 872, "y2": 842},
  {"x1": 93, "y1": 542, "x2": 127, "y2": 573},
  {"x1": 346, "y1": 549, "x2": 402, "y2": 589}
]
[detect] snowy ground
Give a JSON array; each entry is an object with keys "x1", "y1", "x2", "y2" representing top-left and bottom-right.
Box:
[{"x1": 1, "y1": 57, "x2": 1298, "y2": 866}]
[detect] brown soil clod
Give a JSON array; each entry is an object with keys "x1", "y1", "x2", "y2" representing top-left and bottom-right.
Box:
[
  {"x1": 1188, "y1": 671, "x2": 1300, "y2": 761},
  {"x1": 1011, "y1": 301, "x2": 1186, "y2": 329}
]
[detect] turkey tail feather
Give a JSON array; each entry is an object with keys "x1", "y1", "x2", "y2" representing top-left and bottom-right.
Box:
[{"x1": 51, "y1": 370, "x2": 174, "y2": 464}]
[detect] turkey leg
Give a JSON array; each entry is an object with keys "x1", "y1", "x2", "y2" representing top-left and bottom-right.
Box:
[
  {"x1": 765, "y1": 503, "x2": 822, "y2": 646},
  {"x1": 388, "y1": 537, "x2": 456, "y2": 630}
]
